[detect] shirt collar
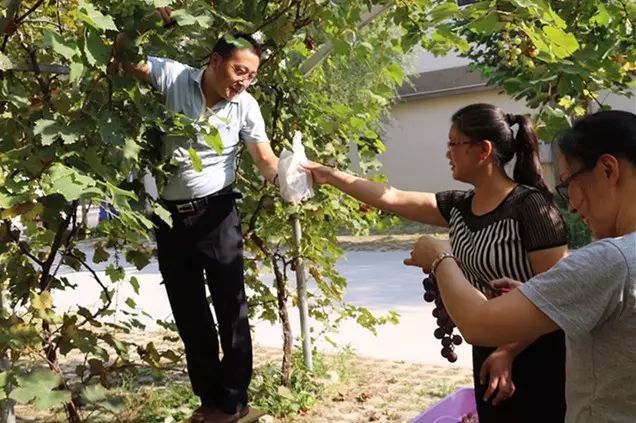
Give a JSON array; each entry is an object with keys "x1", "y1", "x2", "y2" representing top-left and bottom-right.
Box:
[{"x1": 191, "y1": 67, "x2": 240, "y2": 105}]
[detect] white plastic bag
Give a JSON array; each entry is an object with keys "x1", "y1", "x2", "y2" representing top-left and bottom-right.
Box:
[{"x1": 278, "y1": 131, "x2": 314, "y2": 204}]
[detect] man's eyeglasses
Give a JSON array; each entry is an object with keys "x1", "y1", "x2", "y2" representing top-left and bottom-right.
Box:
[
  {"x1": 555, "y1": 167, "x2": 589, "y2": 203},
  {"x1": 231, "y1": 64, "x2": 258, "y2": 85}
]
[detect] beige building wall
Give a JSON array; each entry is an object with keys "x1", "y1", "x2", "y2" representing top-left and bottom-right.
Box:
[
  {"x1": 380, "y1": 88, "x2": 535, "y2": 193},
  {"x1": 380, "y1": 87, "x2": 636, "y2": 193}
]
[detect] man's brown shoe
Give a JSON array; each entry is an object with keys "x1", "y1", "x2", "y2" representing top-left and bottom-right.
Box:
[
  {"x1": 190, "y1": 405, "x2": 215, "y2": 422},
  {"x1": 199, "y1": 407, "x2": 240, "y2": 423}
]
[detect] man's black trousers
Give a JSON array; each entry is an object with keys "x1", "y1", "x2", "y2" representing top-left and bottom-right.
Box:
[{"x1": 153, "y1": 191, "x2": 252, "y2": 414}]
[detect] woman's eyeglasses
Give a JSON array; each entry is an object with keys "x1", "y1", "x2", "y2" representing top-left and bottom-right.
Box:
[
  {"x1": 555, "y1": 168, "x2": 589, "y2": 202},
  {"x1": 447, "y1": 140, "x2": 481, "y2": 149}
]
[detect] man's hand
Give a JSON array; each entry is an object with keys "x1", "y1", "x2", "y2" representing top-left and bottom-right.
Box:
[
  {"x1": 403, "y1": 235, "x2": 451, "y2": 272},
  {"x1": 302, "y1": 161, "x2": 334, "y2": 185},
  {"x1": 245, "y1": 142, "x2": 278, "y2": 184},
  {"x1": 479, "y1": 348, "x2": 516, "y2": 405},
  {"x1": 108, "y1": 32, "x2": 151, "y2": 81},
  {"x1": 156, "y1": 7, "x2": 176, "y2": 27}
]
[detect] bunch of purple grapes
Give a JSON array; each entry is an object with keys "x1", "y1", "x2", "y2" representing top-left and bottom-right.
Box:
[{"x1": 423, "y1": 274, "x2": 463, "y2": 363}]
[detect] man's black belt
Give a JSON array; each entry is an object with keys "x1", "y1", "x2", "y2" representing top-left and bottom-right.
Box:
[{"x1": 161, "y1": 186, "x2": 240, "y2": 214}]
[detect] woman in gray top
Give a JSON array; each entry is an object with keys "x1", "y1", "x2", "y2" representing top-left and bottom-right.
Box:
[{"x1": 406, "y1": 110, "x2": 636, "y2": 422}]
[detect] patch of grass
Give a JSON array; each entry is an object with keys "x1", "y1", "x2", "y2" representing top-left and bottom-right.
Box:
[
  {"x1": 416, "y1": 380, "x2": 463, "y2": 400},
  {"x1": 249, "y1": 350, "x2": 326, "y2": 417},
  {"x1": 329, "y1": 345, "x2": 356, "y2": 384},
  {"x1": 119, "y1": 382, "x2": 199, "y2": 423}
]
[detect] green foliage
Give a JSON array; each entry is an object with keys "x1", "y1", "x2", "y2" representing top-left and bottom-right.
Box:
[
  {"x1": 7, "y1": 368, "x2": 71, "y2": 410},
  {"x1": 1, "y1": 0, "x2": 625, "y2": 419},
  {"x1": 249, "y1": 351, "x2": 327, "y2": 417},
  {"x1": 451, "y1": 0, "x2": 636, "y2": 141},
  {"x1": 125, "y1": 382, "x2": 200, "y2": 423},
  {"x1": 0, "y1": 0, "x2": 448, "y2": 420},
  {"x1": 559, "y1": 206, "x2": 593, "y2": 249},
  {"x1": 96, "y1": 350, "x2": 334, "y2": 422}
]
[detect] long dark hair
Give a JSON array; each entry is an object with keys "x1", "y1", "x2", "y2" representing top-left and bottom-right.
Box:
[
  {"x1": 557, "y1": 110, "x2": 636, "y2": 168},
  {"x1": 451, "y1": 103, "x2": 549, "y2": 194}
]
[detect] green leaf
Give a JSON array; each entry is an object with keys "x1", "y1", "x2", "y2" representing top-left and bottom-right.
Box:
[
  {"x1": 0, "y1": 52, "x2": 13, "y2": 70},
  {"x1": 277, "y1": 385, "x2": 294, "y2": 399},
  {"x1": 152, "y1": 203, "x2": 173, "y2": 227},
  {"x1": 384, "y1": 63, "x2": 403, "y2": 85},
  {"x1": 226, "y1": 33, "x2": 256, "y2": 49},
  {"x1": 153, "y1": 0, "x2": 174, "y2": 7},
  {"x1": 125, "y1": 298, "x2": 136, "y2": 308},
  {"x1": 60, "y1": 129, "x2": 79, "y2": 145},
  {"x1": 82, "y1": 384, "x2": 107, "y2": 402},
  {"x1": 105, "y1": 264, "x2": 125, "y2": 283},
  {"x1": 106, "y1": 182, "x2": 138, "y2": 200},
  {"x1": 84, "y1": 29, "x2": 109, "y2": 67},
  {"x1": 123, "y1": 138, "x2": 142, "y2": 160},
  {"x1": 77, "y1": 0, "x2": 118, "y2": 32},
  {"x1": 31, "y1": 291, "x2": 53, "y2": 311},
  {"x1": 202, "y1": 127, "x2": 223, "y2": 155},
  {"x1": 41, "y1": 164, "x2": 96, "y2": 201},
  {"x1": 93, "y1": 244, "x2": 110, "y2": 263},
  {"x1": 99, "y1": 113, "x2": 124, "y2": 145},
  {"x1": 429, "y1": 2, "x2": 458, "y2": 22},
  {"x1": 42, "y1": 30, "x2": 76, "y2": 60},
  {"x1": 0, "y1": 192, "x2": 12, "y2": 209},
  {"x1": 125, "y1": 250, "x2": 151, "y2": 270},
  {"x1": 188, "y1": 146, "x2": 203, "y2": 172},
  {"x1": 33, "y1": 119, "x2": 60, "y2": 146},
  {"x1": 10, "y1": 369, "x2": 71, "y2": 410},
  {"x1": 69, "y1": 60, "x2": 84, "y2": 84},
  {"x1": 590, "y1": 4, "x2": 610, "y2": 27},
  {"x1": 82, "y1": 384, "x2": 125, "y2": 414},
  {"x1": 129, "y1": 276, "x2": 140, "y2": 295},
  {"x1": 469, "y1": 13, "x2": 501, "y2": 34},
  {"x1": 543, "y1": 26, "x2": 580, "y2": 58},
  {"x1": 171, "y1": 9, "x2": 197, "y2": 26},
  {"x1": 196, "y1": 15, "x2": 214, "y2": 29}
]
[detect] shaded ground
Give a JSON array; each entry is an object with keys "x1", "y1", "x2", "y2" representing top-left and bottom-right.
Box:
[
  {"x1": 15, "y1": 343, "x2": 471, "y2": 423},
  {"x1": 337, "y1": 233, "x2": 447, "y2": 252},
  {"x1": 16, "y1": 231, "x2": 469, "y2": 422}
]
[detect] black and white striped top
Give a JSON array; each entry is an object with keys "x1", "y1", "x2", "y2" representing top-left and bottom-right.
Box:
[{"x1": 436, "y1": 185, "x2": 567, "y2": 294}]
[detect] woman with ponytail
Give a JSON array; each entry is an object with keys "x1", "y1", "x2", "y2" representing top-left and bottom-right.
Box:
[{"x1": 305, "y1": 103, "x2": 568, "y2": 422}]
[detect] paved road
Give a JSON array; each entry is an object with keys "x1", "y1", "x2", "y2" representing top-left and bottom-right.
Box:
[{"x1": 55, "y1": 247, "x2": 472, "y2": 368}]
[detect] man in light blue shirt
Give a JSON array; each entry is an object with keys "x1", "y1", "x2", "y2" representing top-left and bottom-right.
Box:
[{"x1": 116, "y1": 21, "x2": 278, "y2": 422}]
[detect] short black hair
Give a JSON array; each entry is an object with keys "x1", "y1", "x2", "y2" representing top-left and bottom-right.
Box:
[
  {"x1": 212, "y1": 32, "x2": 262, "y2": 60},
  {"x1": 558, "y1": 110, "x2": 636, "y2": 169}
]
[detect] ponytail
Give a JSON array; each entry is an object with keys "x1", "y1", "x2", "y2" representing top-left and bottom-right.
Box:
[
  {"x1": 509, "y1": 114, "x2": 551, "y2": 196},
  {"x1": 452, "y1": 104, "x2": 551, "y2": 198}
]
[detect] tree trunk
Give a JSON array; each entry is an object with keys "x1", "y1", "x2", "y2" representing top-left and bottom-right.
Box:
[{"x1": 271, "y1": 256, "x2": 292, "y2": 386}]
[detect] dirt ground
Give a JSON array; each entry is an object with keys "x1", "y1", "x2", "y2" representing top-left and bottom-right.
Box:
[
  {"x1": 15, "y1": 234, "x2": 469, "y2": 423},
  {"x1": 336, "y1": 233, "x2": 448, "y2": 252},
  {"x1": 14, "y1": 343, "x2": 471, "y2": 423},
  {"x1": 266, "y1": 350, "x2": 472, "y2": 423}
]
